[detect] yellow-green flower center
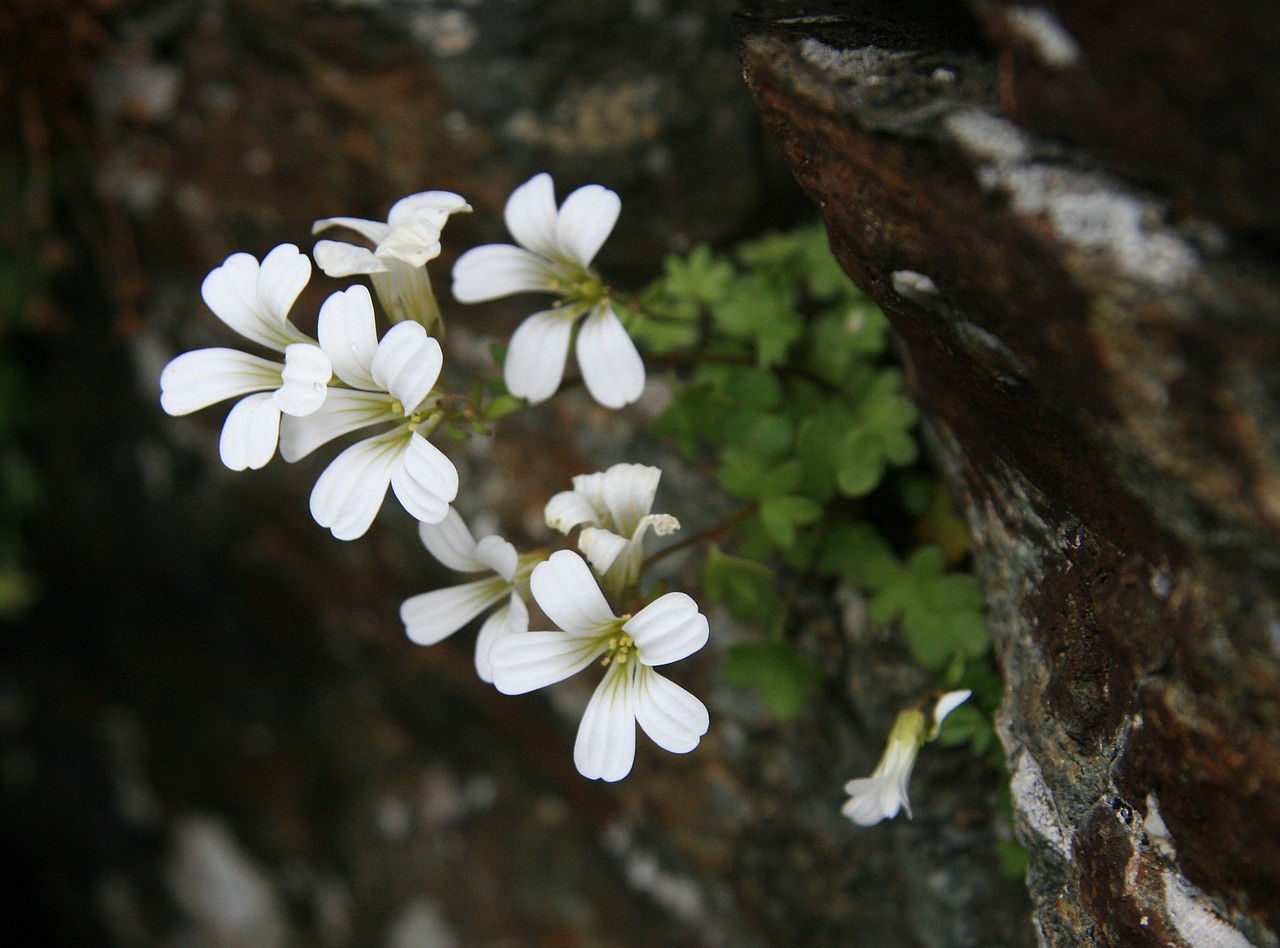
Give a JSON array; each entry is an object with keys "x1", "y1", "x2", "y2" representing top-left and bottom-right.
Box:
[{"x1": 601, "y1": 629, "x2": 637, "y2": 665}]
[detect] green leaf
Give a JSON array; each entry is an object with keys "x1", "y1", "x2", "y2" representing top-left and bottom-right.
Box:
[
  {"x1": 653, "y1": 382, "x2": 733, "y2": 456},
  {"x1": 723, "y1": 640, "x2": 823, "y2": 720},
  {"x1": 800, "y1": 226, "x2": 849, "y2": 296},
  {"x1": 710, "y1": 277, "x2": 803, "y2": 367},
  {"x1": 817, "y1": 522, "x2": 902, "y2": 590},
  {"x1": 741, "y1": 412, "x2": 794, "y2": 456},
  {"x1": 702, "y1": 546, "x2": 780, "y2": 622},
  {"x1": 662, "y1": 244, "x2": 734, "y2": 304},
  {"x1": 717, "y1": 448, "x2": 802, "y2": 501},
  {"x1": 795, "y1": 403, "x2": 856, "y2": 503},
  {"x1": 759, "y1": 495, "x2": 822, "y2": 548},
  {"x1": 996, "y1": 840, "x2": 1031, "y2": 881},
  {"x1": 629, "y1": 311, "x2": 701, "y2": 354},
  {"x1": 736, "y1": 230, "x2": 805, "y2": 276},
  {"x1": 866, "y1": 546, "x2": 990, "y2": 670},
  {"x1": 836, "y1": 430, "x2": 886, "y2": 496},
  {"x1": 721, "y1": 365, "x2": 783, "y2": 409}
]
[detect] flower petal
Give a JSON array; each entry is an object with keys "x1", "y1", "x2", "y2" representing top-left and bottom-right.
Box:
[
  {"x1": 200, "y1": 249, "x2": 310, "y2": 352},
  {"x1": 400, "y1": 575, "x2": 509, "y2": 646},
  {"x1": 218, "y1": 392, "x2": 281, "y2": 471},
  {"x1": 377, "y1": 219, "x2": 443, "y2": 268},
  {"x1": 634, "y1": 667, "x2": 709, "y2": 754},
  {"x1": 578, "y1": 527, "x2": 628, "y2": 576},
  {"x1": 370, "y1": 263, "x2": 440, "y2": 329},
  {"x1": 933, "y1": 689, "x2": 972, "y2": 730},
  {"x1": 418, "y1": 507, "x2": 484, "y2": 572},
  {"x1": 318, "y1": 285, "x2": 380, "y2": 390},
  {"x1": 160, "y1": 348, "x2": 281, "y2": 416},
  {"x1": 475, "y1": 594, "x2": 527, "y2": 684},
  {"x1": 390, "y1": 431, "x2": 458, "y2": 524},
  {"x1": 601, "y1": 463, "x2": 661, "y2": 537},
  {"x1": 309, "y1": 428, "x2": 405, "y2": 540},
  {"x1": 574, "y1": 662, "x2": 637, "y2": 782},
  {"x1": 451, "y1": 245, "x2": 556, "y2": 303},
  {"x1": 387, "y1": 190, "x2": 471, "y2": 226},
  {"x1": 273, "y1": 343, "x2": 332, "y2": 416},
  {"x1": 503, "y1": 173, "x2": 559, "y2": 258},
  {"x1": 313, "y1": 240, "x2": 388, "y2": 277},
  {"x1": 554, "y1": 183, "x2": 620, "y2": 266},
  {"x1": 841, "y1": 776, "x2": 902, "y2": 826},
  {"x1": 489, "y1": 629, "x2": 602, "y2": 695},
  {"x1": 258, "y1": 243, "x2": 314, "y2": 329},
  {"x1": 371, "y1": 322, "x2": 442, "y2": 412},
  {"x1": 504, "y1": 309, "x2": 575, "y2": 404},
  {"x1": 544, "y1": 489, "x2": 600, "y2": 534},
  {"x1": 575, "y1": 304, "x2": 645, "y2": 409},
  {"x1": 625, "y1": 592, "x2": 709, "y2": 666},
  {"x1": 311, "y1": 216, "x2": 391, "y2": 245},
  {"x1": 567, "y1": 470, "x2": 609, "y2": 518},
  {"x1": 475, "y1": 535, "x2": 518, "y2": 583},
  {"x1": 530, "y1": 550, "x2": 617, "y2": 637},
  {"x1": 278, "y1": 389, "x2": 395, "y2": 462}
]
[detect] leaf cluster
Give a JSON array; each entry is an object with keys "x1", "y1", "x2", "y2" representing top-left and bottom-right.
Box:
[{"x1": 635, "y1": 224, "x2": 991, "y2": 716}]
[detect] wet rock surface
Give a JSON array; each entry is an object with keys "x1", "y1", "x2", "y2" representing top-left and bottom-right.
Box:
[{"x1": 740, "y1": 1, "x2": 1280, "y2": 945}]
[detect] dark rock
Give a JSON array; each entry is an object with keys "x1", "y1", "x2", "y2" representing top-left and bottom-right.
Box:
[{"x1": 740, "y1": 2, "x2": 1280, "y2": 944}]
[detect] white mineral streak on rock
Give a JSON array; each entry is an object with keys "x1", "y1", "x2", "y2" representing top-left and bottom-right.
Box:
[
  {"x1": 942, "y1": 107, "x2": 1198, "y2": 290},
  {"x1": 1011, "y1": 752, "x2": 1072, "y2": 859},
  {"x1": 1163, "y1": 871, "x2": 1254, "y2": 948},
  {"x1": 1143, "y1": 792, "x2": 1178, "y2": 859},
  {"x1": 944, "y1": 109, "x2": 1033, "y2": 164},
  {"x1": 384, "y1": 898, "x2": 459, "y2": 948},
  {"x1": 602, "y1": 821, "x2": 712, "y2": 930},
  {"x1": 891, "y1": 269, "x2": 941, "y2": 300},
  {"x1": 978, "y1": 163, "x2": 1198, "y2": 288},
  {"x1": 797, "y1": 39, "x2": 898, "y2": 82},
  {"x1": 1004, "y1": 7, "x2": 1082, "y2": 67},
  {"x1": 166, "y1": 815, "x2": 287, "y2": 947}
]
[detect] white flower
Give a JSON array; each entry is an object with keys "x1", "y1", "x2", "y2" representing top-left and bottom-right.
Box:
[
  {"x1": 452, "y1": 173, "x2": 644, "y2": 409},
  {"x1": 841, "y1": 689, "x2": 971, "y2": 827},
  {"x1": 313, "y1": 191, "x2": 471, "y2": 331},
  {"x1": 279, "y1": 284, "x2": 458, "y2": 540},
  {"x1": 160, "y1": 244, "x2": 332, "y2": 471},
  {"x1": 489, "y1": 550, "x2": 709, "y2": 782},
  {"x1": 400, "y1": 507, "x2": 542, "y2": 682},
  {"x1": 544, "y1": 463, "x2": 679, "y2": 598}
]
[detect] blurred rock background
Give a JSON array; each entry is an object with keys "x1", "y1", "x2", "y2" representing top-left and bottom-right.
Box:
[{"x1": 1, "y1": 1, "x2": 1031, "y2": 945}]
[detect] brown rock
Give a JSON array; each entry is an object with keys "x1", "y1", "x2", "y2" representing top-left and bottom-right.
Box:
[{"x1": 740, "y1": 3, "x2": 1280, "y2": 944}]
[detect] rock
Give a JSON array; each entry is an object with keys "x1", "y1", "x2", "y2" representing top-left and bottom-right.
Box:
[{"x1": 739, "y1": 3, "x2": 1280, "y2": 945}]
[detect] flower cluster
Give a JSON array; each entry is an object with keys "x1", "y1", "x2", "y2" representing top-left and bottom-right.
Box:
[
  {"x1": 398, "y1": 463, "x2": 709, "y2": 782},
  {"x1": 160, "y1": 177, "x2": 651, "y2": 542},
  {"x1": 160, "y1": 191, "x2": 704, "y2": 782},
  {"x1": 159, "y1": 172, "x2": 976, "y2": 826}
]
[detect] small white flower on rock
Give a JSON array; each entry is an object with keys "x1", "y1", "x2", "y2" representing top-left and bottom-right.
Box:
[
  {"x1": 544, "y1": 462, "x2": 678, "y2": 598},
  {"x1": 489, "y1": 550, "x2": 709, "y2": 782},
  {"x1": 313, "y1": 191, "x2": 471, "y2": 331},
  {"x1": 280, "y1": 284, "x2": 458, "y2": 540},
  {"x1": 452, "y1": 173, "x2": 645, "y2": 409},
  {"x1": 400, "y1": 507, "x2": 543, "y2": 682},
  {"x1": 160, "y1": 244, "x2": 332, "y2": 471},
  {"x1": 841, "y1": 689, "x2": 971, "y2": 826}
]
